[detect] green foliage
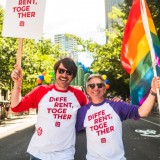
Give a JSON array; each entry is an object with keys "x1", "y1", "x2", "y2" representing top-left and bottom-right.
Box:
[
  {"x1": 0, "y1": 8, "x2": 4, "y2": 36},
  {"x1": 89, "y1": 6, "x2": 130, "y2": 98},
  {"x1": 0, "y1": 37, "x2": 17, "y2": 90},
  {"x1": 0, "y1": 8, "x2": 17, "y2": 90}
]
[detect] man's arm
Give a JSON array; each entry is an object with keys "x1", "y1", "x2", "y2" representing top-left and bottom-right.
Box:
[
  {"x1": 11, "y1": 65, "x2": 23, "y2": 108},
  {"x1": 138, "y1": 77, "x2": 160, "y2": 117}
]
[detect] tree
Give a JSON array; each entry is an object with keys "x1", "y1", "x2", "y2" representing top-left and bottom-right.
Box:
[
  {"x1": 88, "y1": 6, "x2": 130, "y2": 98},
  {"x1": 0, "y1": 8, "x2": 17, "y2": 91}
]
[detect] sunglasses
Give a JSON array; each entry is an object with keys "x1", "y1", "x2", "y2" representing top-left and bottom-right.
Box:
[
  {"x1": 57, "y1": 68, "x2": 73, "y2": 75},
  {"x1": 87, "y1": 83, "x2": 104, "y2": 89}
]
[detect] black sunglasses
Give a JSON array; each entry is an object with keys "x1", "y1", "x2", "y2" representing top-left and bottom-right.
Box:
[
  {"x1": 87, "y1": 83, "x2": 104, "y2": 89},
  {"x1": 57, "y1": 68, "x2": 73, "y2": 75}
]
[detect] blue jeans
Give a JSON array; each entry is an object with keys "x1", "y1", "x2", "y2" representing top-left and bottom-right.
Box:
[{"x1": 30, "y1": 155, "x2": 41, "y2": 160}]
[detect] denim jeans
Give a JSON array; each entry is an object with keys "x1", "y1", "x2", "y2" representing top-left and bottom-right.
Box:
[{"x1": 30, "y1": 155, "x2": 41, "y2": 160}]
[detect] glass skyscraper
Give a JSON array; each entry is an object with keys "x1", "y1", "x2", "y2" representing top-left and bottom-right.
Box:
[{"x1": 104, "y1": 0, "x2": 124, "y2": 29}]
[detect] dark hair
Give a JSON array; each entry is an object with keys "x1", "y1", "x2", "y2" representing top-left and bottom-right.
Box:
[{"x1": 54, "y1": 57, "x2": 77, "y2": 79}]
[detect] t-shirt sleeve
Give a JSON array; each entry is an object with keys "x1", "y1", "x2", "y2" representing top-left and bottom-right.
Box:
[
  {"x1": 11, "y1": 85, "x2": 48, "y2": 112},
  {"x1": 76, "y1": 105, "x2": 88, "y2": 132},
  {"x1": 73, "y1": 88, "x2": 88, "y2": 106},
  {"x1": 109, "y1": 101, "x2": 140, "y2": 121}
]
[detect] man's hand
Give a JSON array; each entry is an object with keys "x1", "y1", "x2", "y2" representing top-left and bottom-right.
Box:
[{"x1": 11, "y1": 64, "x2": 23, "y2": 84}]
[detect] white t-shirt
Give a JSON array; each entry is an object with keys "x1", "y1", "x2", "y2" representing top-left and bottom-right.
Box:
[
  {"x1": 12, "y1": 84, "x2": 87, "y2": 160},
  {"x1": 76, "y1": 99, "x2": 140, "y2": 160}
]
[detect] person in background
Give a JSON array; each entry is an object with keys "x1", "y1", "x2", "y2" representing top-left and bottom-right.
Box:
[
  {"x1": 10, "y1": 57, "x2": 88, "y2": 160},
  {"x1": 76, "y1": 74, "x2": 160, "y2": 160}
]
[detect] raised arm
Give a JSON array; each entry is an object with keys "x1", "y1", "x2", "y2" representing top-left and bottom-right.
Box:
[
  {"x1": 138, "y1": 76, "x2": 160, "y2": 117},
  {"x1": 10, "y1": 64, "x2": 23, "y2": 108}
]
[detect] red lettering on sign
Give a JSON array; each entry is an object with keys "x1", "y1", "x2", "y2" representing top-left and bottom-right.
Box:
[{"x1": 19, "y1": 21, "x2": 25, "y2": 26}]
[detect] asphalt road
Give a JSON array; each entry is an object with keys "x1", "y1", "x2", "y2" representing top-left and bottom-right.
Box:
[
  {"x1": 0, "y1": 126, "x2": 33, "y2": 160},
  {"x1": 0, "y1": 114, "x2": 160, "y2": 160},
  {"x1": 122, "y1": 115, "x2": 160, "y2": 160}
]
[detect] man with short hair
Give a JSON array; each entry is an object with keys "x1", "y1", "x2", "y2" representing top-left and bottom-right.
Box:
[
  {"x1": 11, "y1": 57, "x2": 87, "y2": 160},
  {"x1": 76, "y1": 74, "x2": 160, "y2": 160}
]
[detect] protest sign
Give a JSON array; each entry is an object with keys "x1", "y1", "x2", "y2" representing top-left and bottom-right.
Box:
[{"x1": 2, "y1": 0, "x2": 46, "y2": 39}]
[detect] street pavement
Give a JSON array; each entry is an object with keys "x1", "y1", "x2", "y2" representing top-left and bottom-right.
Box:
[
  {"x1": 0, "y1": 113, "x2": 37, "y2": 139},
  {"x1": 122, "y1": 113, "x2": 160, "y2": 160}
]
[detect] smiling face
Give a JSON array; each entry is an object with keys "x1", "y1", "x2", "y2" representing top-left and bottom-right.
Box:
[
  {"x1": 55, "y1": 63, "x2": 73, "y2": 90},
  {"x1": 86, "y1": 76, "x2": 106, "y2": 104}
]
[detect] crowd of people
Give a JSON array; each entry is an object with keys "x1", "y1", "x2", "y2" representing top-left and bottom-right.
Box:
[{"x1": 10, "y1": 57, "x2": 160, "y2": 160}]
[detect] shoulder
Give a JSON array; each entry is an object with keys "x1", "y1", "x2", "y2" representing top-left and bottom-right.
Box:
[
  {"x1": 105, "y1": 99, "x2": 140, "y2": 120},
  {"x1": 31, "y1": 84, "x2": 53, "y2": 93},
  {"x1": 68, "y1": 86, "x2": 86, "y2": 97},
  {"x1": 38, "y1": 84, "x2": 54, "y2": 90},
  {"x1": 77, "y1": 103, "x2": 91, "y2": 118},
  {"x1": 68, "y1": 86, "x2": 88, "y2": 106},
  {"x1": 26, "y1": 84, "x2": 55, "y2": 100},
  {"x1": 69, "y1": 86, "x2": 83, "y2": 93}
]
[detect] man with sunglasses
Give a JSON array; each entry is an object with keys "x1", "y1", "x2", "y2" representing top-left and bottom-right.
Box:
[
  {"x1": 76, "y1": 74, "x2": 160, "y2": 160},
  {"x1": 10, "y1": 57, "x2": 88, "y2": 160}
]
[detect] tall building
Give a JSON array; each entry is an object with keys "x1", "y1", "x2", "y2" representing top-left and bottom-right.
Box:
[
  {"x1": 54, "y1": 34, "x2": 78, "y2": 61},
  {"x1": 104, "y1": 0, "x2": 123, "y2": 29},
  {"x1": 54, "y1": 34, "x2": 77, "y2": 52}
]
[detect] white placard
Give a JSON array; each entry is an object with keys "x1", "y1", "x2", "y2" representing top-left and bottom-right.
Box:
[{"x1": 2, "y1": 0, "x2": 46, "y2": 39}]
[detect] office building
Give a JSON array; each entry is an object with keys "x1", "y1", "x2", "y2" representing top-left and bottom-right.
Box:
[
  {"x1": 104, "y1": 0, "x2": 124, "y2": 29},
  {"x1": 54, "y1": 34, "x2": 77, "y2": 52},
  {"x1": 54, "y1": 34, "x2": 78, "y2": 61}
]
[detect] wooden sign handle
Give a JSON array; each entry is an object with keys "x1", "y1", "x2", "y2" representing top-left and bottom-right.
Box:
[{"x1": 16, "y1": 38, "x2": 24, "y2": 67}]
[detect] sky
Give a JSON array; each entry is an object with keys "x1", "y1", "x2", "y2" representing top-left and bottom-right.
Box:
[
  {"x1": 44, "y1": 0, "x2": 106, "y2": 43},
  {"x1": 0, "y1": 0, "x2": 106, "y2": 44},
  {"x1": 0, "y1": 0, "x2": 106, "y2": 66}
]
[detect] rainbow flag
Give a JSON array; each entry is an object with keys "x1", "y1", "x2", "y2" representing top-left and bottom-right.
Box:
[{"x1": 121, "y1": 0, "x2": 160, "y2": 105}]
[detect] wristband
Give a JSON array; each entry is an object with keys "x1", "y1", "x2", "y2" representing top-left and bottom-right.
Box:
[{"x1": 150, "y1": 90, "x2": 157, "y2": 97}]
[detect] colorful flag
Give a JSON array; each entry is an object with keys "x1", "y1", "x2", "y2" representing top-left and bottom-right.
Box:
[{"x1": 121, "y1": 0, "x2": 160, "y2": 105}]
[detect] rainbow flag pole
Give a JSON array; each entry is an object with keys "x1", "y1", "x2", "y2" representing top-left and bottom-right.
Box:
[
  {"x1": 141, "y1": 0, "x2": 156, "y2": 76},
  {"x1": 141, "y1": 0, "x2": 160, "y2": 111},
  {"x1": 121, "y1": 0, "x2": 160, "y2": 111}
]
